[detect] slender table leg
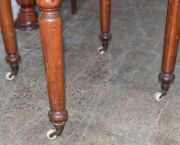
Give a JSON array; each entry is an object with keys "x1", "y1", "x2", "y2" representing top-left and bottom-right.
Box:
[
  {"x1": 15, "y1": 0, "x2": 38, "y2": 30},
  {"x1": 99, "y1": 0, "x2": 112, "y2": 54},
  {"x1": 36, "y1": 0, "x2": 68, "y2": 140},
  {"x1": 155, "y1": 0, "x2": 180, "y2": 101},
  {"x1": 71, "y1": 0, "x2": 77, "y2": 14},
  {"x1": 0, "y1": 0, "x2": 21, "y2": 80}
]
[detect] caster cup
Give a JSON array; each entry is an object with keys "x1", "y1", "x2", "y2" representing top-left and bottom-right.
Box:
[
  {"x1": 6, "y1": 72, "x2": 15, "y2": 81},
  {"x1": 98, "y1": 47, "x2": 105, "y2": 54},
  {"x1": 154, "y1": 92, "x2": 164, "y2": 101},
  {"x1": 47, "y1": 129, "x2": 57, "y2": 140}
]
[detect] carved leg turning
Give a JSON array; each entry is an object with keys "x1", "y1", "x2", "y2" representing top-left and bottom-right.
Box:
[
  {"x1": 0, "y1": 0, "x2": 21, "y2": 80},
  {"x1": 36, "y1": 0, "x2": 68, "y2": 140},
  {"x1": 15, "y1": 0, "x2": 38, "y2": 30},
  {"x1": 71, "y1": 0, "x2": 77, "y2": 14},
  {"x1": 155, "y1": 0, "x2": 180, "y2": 101},
  {"x1": 99, "y1": 0, "x2": 112, "y2": 54}
]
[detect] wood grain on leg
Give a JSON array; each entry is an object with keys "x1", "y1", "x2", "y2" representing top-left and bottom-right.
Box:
[
  {"x1": 99, "y1": 0, "x2": 112, "y2": 52},
  {"x1": 36, "y1": 0, "x2": 68, "y2": 136},
  {"x1": 0, "y1": 0, "x2": 20, "y2": 75},
  {"x1": 159, "y1": 0, "x2": 180, "y2": 93}
]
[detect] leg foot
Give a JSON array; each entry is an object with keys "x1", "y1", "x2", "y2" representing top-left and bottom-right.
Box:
[
  {"x1": 155, "y1": 72, "x2": 175, "y2": 101},
  {"x1": 5, "y1": 54, "x2": 20, "y2": 80},
  {"x1": 99, "y1": 32, "x2": 112, "y2": 54},
  {"x1": 47, "y1": 111, "x2": 68, "y2": 140}
]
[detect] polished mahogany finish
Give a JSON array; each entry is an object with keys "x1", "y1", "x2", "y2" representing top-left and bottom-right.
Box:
[
  {"x1": 36, "y1": 0, "x2": 68, "y2": 136},
  {"x1": 15, "y1": 0, "x2": 39, "y2": 30},
  {"x1": 159, "y1": 0, "x2": 180, "y2": 95},
  {"x1": 2, "y1": 0, "x2": 180, "y2": 139},
  {"x1": 0, "y1": 0, "x2": 21, "y2": 75},
  {"x1": 1, "y1": 0, "x2": 112, "y2": 139}
]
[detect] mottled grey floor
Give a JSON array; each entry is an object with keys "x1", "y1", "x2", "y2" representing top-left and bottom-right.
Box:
[{"x1": 0, "y1": 0, "x2": 180, "y2": 145}]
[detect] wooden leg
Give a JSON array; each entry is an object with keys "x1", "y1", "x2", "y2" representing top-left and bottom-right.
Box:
[
  {"x1": 36, "y1": 0, "x2": 68, "y2": 139},
  {"x1": 15, "y1": 0, "x2": 38, "y2": 30},
  {"x1": 157, "y1": 0, "x2": 180, "y2": 100},
  {"x1": 0, "y1": 0, "x2": 21, "y2": 79},
  {"x1": 71, "y1": 0, "x2": 77, "y2": 14},
  {"x1": 99, "y1": 0, "x2": 112, "y2": 54}
]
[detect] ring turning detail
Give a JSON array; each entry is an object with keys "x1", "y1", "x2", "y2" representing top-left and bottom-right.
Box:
[{"x1": 155, "y1": 0, "x2": 180, "y2": 101}]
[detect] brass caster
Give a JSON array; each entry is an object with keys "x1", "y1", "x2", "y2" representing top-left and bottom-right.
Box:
[
  {"x1": 98, "y1": 46, "x2": 106, "y2": 54},
  {"x1": 47, "y1": 121, "x2": 65, "y2": 140},
  {"x1": 47, "y1": 129, "x2": 57, "y2": 140},
  {"x1": 6, "y1": 72, "x2": 15, "y2": 81},
  {"x1": 154, "y1": 92, "x2": 164, "y2": 101},
  {"x1": 154, "y1": 90, "x2": 167, "y2": 101}
]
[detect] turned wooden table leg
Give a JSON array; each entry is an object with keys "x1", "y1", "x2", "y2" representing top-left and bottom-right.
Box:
[
  {"x1": 36, "y1": 0, "x2": 68, "y2": 139},
  {"x1": 0, "y1": 0, "x2": 21, "y2": 80},
  {"x1": 15, "y1": 0, "x2": 38, "y2": 30},
  {"x1": 155, "y1": 0, "x2": 180, "y2": 101},
  {"x1": 99, "y1": 0, "x2": 112, "y2": 54},
  {"x1": 71, "y1": 0, "x2": 77, "y2": 14}
]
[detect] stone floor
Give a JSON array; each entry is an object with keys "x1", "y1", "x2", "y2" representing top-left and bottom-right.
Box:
[{"x1": 0, "y1": 0, "x2": 180, "y2": 145}]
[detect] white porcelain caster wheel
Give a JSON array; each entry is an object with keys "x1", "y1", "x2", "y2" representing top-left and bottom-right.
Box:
[
  {"x1": 154, "y1": 92, "x2": 164, "y2": 101},
  {"x1": 6, "y1": 72, "x2": 15, "y2": 81},
  {"x1": 47, "y1": 129, "x2": 57, "y2": 140},
  {"x1": 98, "y1": 47, "x2": 105, "y2": 54}
]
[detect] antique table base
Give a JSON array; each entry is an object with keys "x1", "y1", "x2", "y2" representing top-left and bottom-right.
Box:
[
  {"x1": 2, "y1": 0, "x2": 178, "y2": 140},
  {"x1": 0, "y1": 0, "x2": 111, "y2": 140}
]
